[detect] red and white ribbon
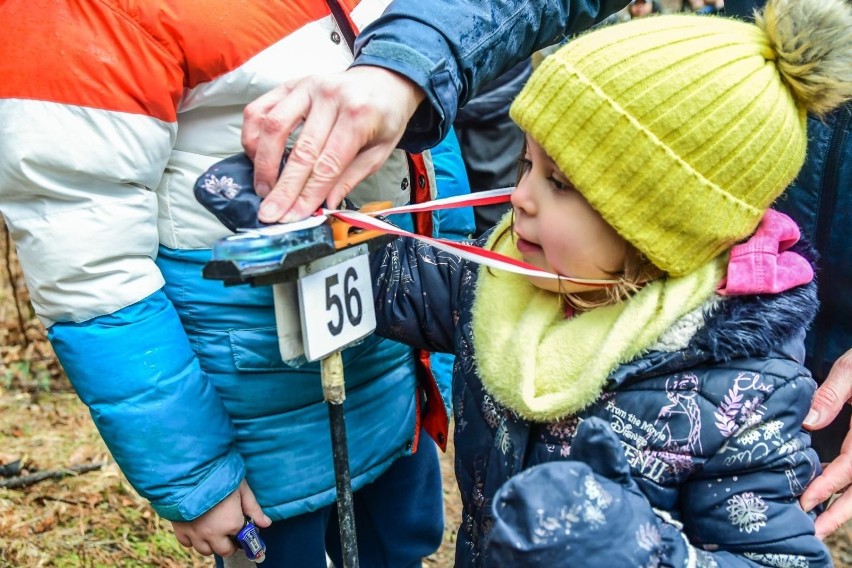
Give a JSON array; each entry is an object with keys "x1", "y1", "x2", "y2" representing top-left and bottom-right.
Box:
[
  {"x1": 376, "y1": 186, "x2": 516, "y2": 216},
  {"x1": 320, "y1": 187, "x2": 616, "y2": 287}
]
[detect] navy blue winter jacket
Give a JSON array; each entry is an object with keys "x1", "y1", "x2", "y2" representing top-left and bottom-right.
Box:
[
  {"x1": 353, "y1": 0, "x2": 628, "y2": 151},
  {"x1": 371, "y1": 234, "x2": 829, "y2": 567},
  {"x1": 774, "y1": 104, "x2": 852, "y2": 383}
]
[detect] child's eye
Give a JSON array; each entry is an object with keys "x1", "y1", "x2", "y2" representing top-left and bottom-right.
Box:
[
  {"x1": 548, "y1": 176, "x2": 572, "y2": 193},
  {"x1": 516, "y1": 158, "x2": 533, "y2": 183}
]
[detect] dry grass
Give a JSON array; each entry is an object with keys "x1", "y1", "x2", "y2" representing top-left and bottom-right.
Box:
[
  {"x1": 0, "y1": 384, "x2": 460, "y2": 568},
  {"x1": 0, "y1": 388, "x2": 208, "y2": 568}
]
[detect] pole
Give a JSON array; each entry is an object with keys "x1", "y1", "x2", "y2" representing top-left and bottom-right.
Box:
[{"x1": 321, "y1": 350, "x2": 359, "y2": 568}]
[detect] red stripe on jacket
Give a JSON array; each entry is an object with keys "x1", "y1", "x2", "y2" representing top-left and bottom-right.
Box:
[{"x1": 0, "y1": 0, "x2": 348, "y2": 121}]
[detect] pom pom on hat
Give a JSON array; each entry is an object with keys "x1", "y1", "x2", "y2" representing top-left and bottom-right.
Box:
[{"x1": 510, "y1": 0, "x2": 852, "y2": 276}]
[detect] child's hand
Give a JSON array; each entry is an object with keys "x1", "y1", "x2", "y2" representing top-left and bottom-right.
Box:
[
  {"x1": 171, "y1": 479, "x2": 272, "y2": 557},
  {"x1": 487, "y1": 418, "x2": 691, "y2": 567}
]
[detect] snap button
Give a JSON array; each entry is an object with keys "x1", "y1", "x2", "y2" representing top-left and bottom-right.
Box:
[
  {"x1": 330, "y1": 31, "x2": 341, "y2": 44},
  {"x1": 401, "y1": 177, "x2": 410, "y2": 191},
  {"x1": 418, "y1": 175, "x2": 426, "y2": 189}
]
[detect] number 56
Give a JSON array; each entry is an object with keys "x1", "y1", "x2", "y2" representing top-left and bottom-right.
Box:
[{"x1": 325, "y1": 267, "x2": 363, "y2": 336}]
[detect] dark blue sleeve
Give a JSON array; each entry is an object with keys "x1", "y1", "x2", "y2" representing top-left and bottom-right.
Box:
[
  {"x1": 353, "y1": 0, "x2": 629, "y2": 150},
  {"x1": 678, "y1": 376, "x2": 830, "y2": 566},
  {"x1": 370, "y1": 236, "x2": 469, "y2": 354}
]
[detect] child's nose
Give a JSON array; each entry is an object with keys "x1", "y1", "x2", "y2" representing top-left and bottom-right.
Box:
[{"x1": 510, "y1": 179, "x2": 535, "y2": 215}]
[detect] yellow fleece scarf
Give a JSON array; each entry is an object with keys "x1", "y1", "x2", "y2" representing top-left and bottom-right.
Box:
[{"x1": 472, "y1": 216, "x2": 726, "y2": 422}]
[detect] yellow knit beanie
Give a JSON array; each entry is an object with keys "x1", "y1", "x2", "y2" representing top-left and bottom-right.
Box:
[{"x1": 510, "y1": 0, "x2": 852, "y2": 276}]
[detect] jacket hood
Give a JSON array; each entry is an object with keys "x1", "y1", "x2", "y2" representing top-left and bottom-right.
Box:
[
  {"x1": 611, "y1": 240, "x2": 819, "y2": 383},
  {"x1": 693, "y1": 239, "x2": 818, "y2": 361}
]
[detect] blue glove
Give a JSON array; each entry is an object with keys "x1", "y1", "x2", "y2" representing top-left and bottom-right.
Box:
[
  {"x1": 194, "y1": 153, "x2": 272, "y2": 232},
  {"x1": 194, "y1": 152, "x2": 355, "y2": 232},
  {"x1": 488, "y1": 417, "x2": 690, "y2": 567}
]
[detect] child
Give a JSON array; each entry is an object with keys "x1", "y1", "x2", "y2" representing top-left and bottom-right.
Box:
[{"x1": 370, "y1": 0, "x2": 852, "y2": 565}]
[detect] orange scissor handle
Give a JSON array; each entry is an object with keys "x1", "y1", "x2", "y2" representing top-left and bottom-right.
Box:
[{"x1": 331, "y1": 201, "x2": 392, "y2": 249}]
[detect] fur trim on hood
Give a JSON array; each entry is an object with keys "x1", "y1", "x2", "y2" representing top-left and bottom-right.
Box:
[{"x1": 692, "y1": 239, "x2": 818, "y2": 362}]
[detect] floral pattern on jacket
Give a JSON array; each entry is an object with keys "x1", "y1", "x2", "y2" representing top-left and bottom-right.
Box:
[{"x1": 371, "y1": 233, "x2": 830, "y2": 567}]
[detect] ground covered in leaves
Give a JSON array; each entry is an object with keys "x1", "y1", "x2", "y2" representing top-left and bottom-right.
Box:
[
  {"x1": 0, "y1": 223, "x2": 847, "y2": 567},
  {"x1": 0, "y1": 373, "x2": 460, "y2": 567}
]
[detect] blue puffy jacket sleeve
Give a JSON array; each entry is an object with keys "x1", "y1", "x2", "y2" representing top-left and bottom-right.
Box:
[
  {"x1": 48, "y1": 291, "x2": 243, "y2": 522},
  {"x1": 371, "y1": 237, "x2": 469, "y2": 354},
  {"x1": 353, "y1": 0, "x2": 629, "y2": 150}
]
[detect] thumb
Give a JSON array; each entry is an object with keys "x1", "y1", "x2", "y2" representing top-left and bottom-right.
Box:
[
  {"x1": 572, "y1": 417, "x2": 634, "y2": 487},
  {"x1": 804, "y1": 349, "x2": 852, "y2": 430},
  {"x1": 238, "y1": 479, "x2": 272, "y2": 527}
]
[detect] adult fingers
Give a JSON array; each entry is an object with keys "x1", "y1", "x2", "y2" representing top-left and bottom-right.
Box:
[
  {"x1": 801, "y1": 439, "x2": 852, "y2": 513},
  {"x1": 281, "y1": 133, "x2": 395, "y2": 220},
  {"x1": 317, "y1": 67, "x2": 424, "y2": 212},
  {"x1": 814, "y1": 484, "x2": 852, "y2": 540},
  {"x1": 804, "y1": 349, "x2": 852, "y2": 430},
  {"x1": 255, "y1": 66, "x2": 423, "y2": 222},
  {"x1": 258, "y1": 88, "x2": 348, "y2": 222},
  {"x1": 242, "y1": 83, "x2": 293, "y2": 160},
  {"x1": 249, "y1": 83, "x2": 316, "y2": 200}
]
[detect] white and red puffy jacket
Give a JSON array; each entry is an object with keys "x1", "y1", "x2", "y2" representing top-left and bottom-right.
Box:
[
  {"x1": 0, "y1": 0, "x2": 446, "y2": 522},
  {"x1": 0, "y1": 0, "x2": 431, "y2": 325}
]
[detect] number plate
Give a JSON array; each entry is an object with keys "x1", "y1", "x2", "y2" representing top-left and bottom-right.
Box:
[{"x1": 298, "y1": 245, "x2": 376, "y2": 361}]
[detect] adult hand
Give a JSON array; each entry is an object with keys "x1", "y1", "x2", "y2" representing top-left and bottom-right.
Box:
[
  {"x1": 172, "y1": 479, "x2": 272, "y2": 557},
  {"x1": 801, "y1": 347, "x2": 852, "y2": 539},
  {"x1": 242, "y1": 65, "x2": 425, "y2": 223}
]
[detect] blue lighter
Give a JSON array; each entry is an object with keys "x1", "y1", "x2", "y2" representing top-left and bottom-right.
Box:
[{"x1": 235, "y1": 516, "x2": 266, "y2": 563}]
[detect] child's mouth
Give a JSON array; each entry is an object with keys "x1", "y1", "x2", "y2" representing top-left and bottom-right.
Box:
[{"x1": 515, "y1": 237, "x2": 542, "y2": 255}]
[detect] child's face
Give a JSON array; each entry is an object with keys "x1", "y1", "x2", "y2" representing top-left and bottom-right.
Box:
[
  {"x1": 511, "y1": 138, "x2": 628, "y2": 295},
  {"x1": 629, "y1": 0, "x2": 653, "y2": 17}
]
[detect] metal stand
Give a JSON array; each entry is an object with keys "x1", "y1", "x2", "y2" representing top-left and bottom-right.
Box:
[{"x1": 321, "y1": 351, "x2": 359, "y2": 568}]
